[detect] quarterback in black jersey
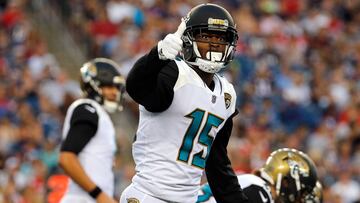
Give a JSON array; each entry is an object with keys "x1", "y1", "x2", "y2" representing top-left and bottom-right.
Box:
[
  {"x1": 121, "y1": 3, "x2": 247, "y2": 203},
  {"x1": 59, "y1": 58, "x2": 125, "y2": 203},
  {"x1": 197, "y1": 148, "x2": 323, "y2": 203}
]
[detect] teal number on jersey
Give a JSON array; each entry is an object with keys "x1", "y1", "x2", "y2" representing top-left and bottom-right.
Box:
[
  {"x1": 177, "y1": 109, "x2": 224, "y2": 169},
  {"x1": 196, "y1": 184, "x2": 213, "y2": 203},
  {"x1": 177, "y1": 109, "x2": 205, "y2": 164}
]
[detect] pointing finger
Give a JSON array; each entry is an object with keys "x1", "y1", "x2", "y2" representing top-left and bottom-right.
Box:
[{"x1": 174, "y1": 20, "x2": 186, "y2": 38}]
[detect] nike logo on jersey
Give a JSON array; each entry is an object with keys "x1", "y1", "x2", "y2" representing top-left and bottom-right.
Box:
[
  {"x1": 259, "y1": 191, "x2": 268, "y2": 203},
  {"x1": 85, "y1": 105, "x2": 96, "y2": 113}
]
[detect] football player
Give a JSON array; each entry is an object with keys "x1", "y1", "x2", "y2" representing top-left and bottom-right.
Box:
[
  {"x1": 121, "y1": 3, "x2": 246, "y2": 203},
  {"x1": 59, "y1": 58, "x2": 125, "y2": 203},
  {"x1": 197, "y1": 148, "x2": 321, "y2": 203}
]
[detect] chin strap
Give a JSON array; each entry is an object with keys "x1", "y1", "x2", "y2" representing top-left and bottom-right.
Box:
[
  {"x1": 186, "y1": 41, "x2": 228, "y2": 73},
  {"x1": 103, "y1": 99, "x2": 123, "y2": 113},
  {"x1": 187, "y1": 58, "x2": 225, "y2": 73}
]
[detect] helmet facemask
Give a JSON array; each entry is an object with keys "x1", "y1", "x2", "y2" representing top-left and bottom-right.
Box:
[
  {"x1": 182, "y1": 25, "x2": 237, "y2": 73},
  {"x1": 303, "y1": 181, "x2": 323, "y2": 203},
  {"x1": 100, "y1": 79, "x2": 125, "y2": 113},
  {"x1": 276, "y1": 173, "x2": 307, "y2": 203}
]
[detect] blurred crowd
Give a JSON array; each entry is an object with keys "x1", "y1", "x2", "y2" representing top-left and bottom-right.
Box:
[
  {"x1": 0, "y1": 0, "x2": 82, "y2": 202},
  {"x1": 0, "y1": 0, "x2": 360, "y2": 202}
]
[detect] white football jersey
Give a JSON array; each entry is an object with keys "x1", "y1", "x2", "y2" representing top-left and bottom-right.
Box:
[
  {"x1": 62, "y1": 98, "x2": 116, "y2": 197},
  {"x1": 197, "y1": 174, "x2": 274, "y2": 203},
  {"x1": 132, "y1": 59, "x2": 237, "y2": 203}
]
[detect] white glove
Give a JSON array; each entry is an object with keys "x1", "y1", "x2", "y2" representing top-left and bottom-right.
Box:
[{"x1": 158, "y1": 20, "x2": 186, "y2": 60}]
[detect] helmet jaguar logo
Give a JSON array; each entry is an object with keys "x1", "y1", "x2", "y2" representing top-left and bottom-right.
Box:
[
  {"x1": 290, "y1": 163, "x2": 300, "y2": 179},
  {"x1": 224, "y1": 93, "x2": 231, "y2": 109},
  {"x1": 80, "y1": 63, "x2": 97, "y2": 83},
  {"x1": 127, "y1": 197, "x2": 140, "y2": 203},
  {"x1": 88, "y1": 64, "x2": 97, "y2": 76},
  {"x1": 288, "y1": 159, "x2": 309, "y2": 177}
]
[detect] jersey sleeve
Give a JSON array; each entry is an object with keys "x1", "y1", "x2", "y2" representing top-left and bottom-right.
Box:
[
  {"x1": 242, "y1": 184, "x2": 273, "y2": 203},
  {"x1": 205, "y1": 110, "x2": 248, "y2": 203},
  {"x1": 126, "y1": 46, "x2": 179, "y2": 112},
  {"x1": 60, "y1": 103, "x2": 99, "y2": 154}
]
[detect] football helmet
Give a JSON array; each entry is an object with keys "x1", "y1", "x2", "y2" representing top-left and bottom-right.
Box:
[
  {"x1": 304, "y1": 181, "x2": 323, "y2": 203},
  {"x1": 80, "y1": 58, "x2": 125, "y2": 113},
  {"x1": 181, "y1": 3, "x2": 238, "y2": 73},
  {"x1": 259, "y1": 148, "x2": 318, "y2": 203}
]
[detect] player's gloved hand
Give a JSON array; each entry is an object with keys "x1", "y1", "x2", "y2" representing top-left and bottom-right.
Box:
[{"x1": 158, "y1": 19, "x2": 186, "y2": 60}]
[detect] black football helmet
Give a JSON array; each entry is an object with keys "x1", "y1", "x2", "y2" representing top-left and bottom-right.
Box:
[
  {"x1": 80, "y1": 58, "x2": 125, "y2": 112},
  {"x1": 181, "y1": 3, "x2": 238, "y2": 73},
  {"x1": 259, "y1": 148, "x2": 318, "y2": 203}
]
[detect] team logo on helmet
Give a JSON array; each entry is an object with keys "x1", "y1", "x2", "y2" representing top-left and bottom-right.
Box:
[
  {"x1": 88, "y1": 64, "x2": 97, "y2": 76},
  {"x1": 224, "y1": 93, "x2": 231, "y2": 109},
  {"x1": 126, "y1": 197, "x2": 140, "y2": 203},
  {"x1": 80, "y1": 63, "x2": 97, "y2": 83}
]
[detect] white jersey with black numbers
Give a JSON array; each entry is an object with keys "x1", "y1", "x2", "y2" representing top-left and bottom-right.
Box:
[
  {"x1": 132, "y1": 59, "x2": 237, "y2": 203},
  {"x1": 197, "y1": 174, "x2": 274, "y2": 203},
  {"x1": 62, "y1": 98, "x2": 116, "y2": 197}
]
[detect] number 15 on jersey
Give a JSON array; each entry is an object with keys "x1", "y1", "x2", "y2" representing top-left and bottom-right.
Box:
[{"x1": 177, "y1": 109, "x2": 224, "y2": 169}]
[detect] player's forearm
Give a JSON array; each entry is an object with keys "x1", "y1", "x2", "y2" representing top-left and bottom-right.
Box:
[
  {"x1": 126, "y1": 46, "x2": 178, "y2": 112},
  {"x1": 206, "y1": 117, "x2": 247, "y2": 202},
  {"x1": 58, "y1": 152, "x2": 98, "y2": 192},
  {"x1": 206, "y1": 162, "x2": 245, "y2": 203},
  {"x1": 126, "y1": 47, "x2": 164, "y2": 105},
  {"x1": 126, "y1": 46, "x2": 170, "y2": 99}
]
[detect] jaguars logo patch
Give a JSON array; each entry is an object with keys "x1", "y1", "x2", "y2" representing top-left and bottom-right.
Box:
[
  {"x1": 224, "y1": 93, "x2": 232, "y2": 109},
  {"x1": 127, "y1": 198, "x2": 140, "y2": 203}
]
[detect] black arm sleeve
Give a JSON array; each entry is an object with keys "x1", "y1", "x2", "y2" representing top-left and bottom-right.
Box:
[
  {"x1": 126, "y1": 46, "x2": 179, "y2": 112},
  {"x1": 60, "y1": 104, "x2": 99, "y2": 154},
  {"x1": 243, "y1": 185, "x2": 272, "y2": 203},
  {"x1": 205, "y1": 110, "x2": 248, "y2": 203}
]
